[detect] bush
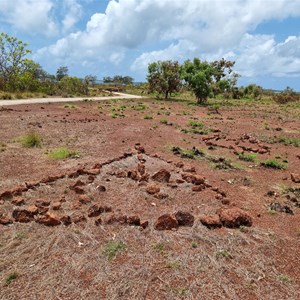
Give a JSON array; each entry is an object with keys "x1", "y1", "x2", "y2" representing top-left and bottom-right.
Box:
[
  {"x1": 273, "y1": 87, "x2": 299, "y2": 104},
  {"x1": 48, "y1": 148, "x2": 79, "y2": 159},
  {"x1": 19, "y1": 132, "x2": 42, "y2": 148}
]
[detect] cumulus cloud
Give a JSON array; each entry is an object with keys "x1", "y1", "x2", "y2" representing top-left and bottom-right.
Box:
[
  {"x1": 0, "y1": 0, "x2": 58, "y2": 36},
  {"x1": 62, "y1": 0, "x2": 83, "y2": 32},
  {"x1": 34, "y1": 0, "x2": 300, "y2": 79}
]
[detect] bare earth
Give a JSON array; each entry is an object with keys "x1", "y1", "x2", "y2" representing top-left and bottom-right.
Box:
[{"x1": 0, "y1": 96, "x2": 299, "y2": 299}]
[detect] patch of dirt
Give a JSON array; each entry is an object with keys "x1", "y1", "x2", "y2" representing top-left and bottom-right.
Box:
[{"x1": 0, "y1": 98, "x2": 300, "y2": 299}]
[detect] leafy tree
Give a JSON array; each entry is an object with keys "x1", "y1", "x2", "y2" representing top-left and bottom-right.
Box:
[
  {"x1": 103, "y1": 76, "x2": 113, "y2": 83},
  {"x1": 181, "y1": 58, "x2": 214, "y2": 103},
  {"x1": 56, "y1": 66, "x2": 69, "y2": 81},
  {"x1": 58, "y1": 76, "x2": 88, "y2": 95},
  {"x1": 0, "y1": 32, "x2": 31, "y2": 91},
  {"x1": 84, "y1": 74, "x2": 97, "y2": 86},
  {"x1": 147, "y1": 60, "x2": 181, "y2": 99},
  {"x1": 103, "y1": 75, "x2": 133, "y2": 85},
  {"x1": 181, "y1": 58, "x2": 237, "y2": 103}
]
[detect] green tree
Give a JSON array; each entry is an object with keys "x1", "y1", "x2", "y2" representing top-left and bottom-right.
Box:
[
  {"x1": 56, "y1": 66, "x2": 69, "y2": 81},
  {"x1": 181, "y1": 58, "x2": 214, "y2": 103},
  {"x1": 58, "y1": 76, "x2": 88, "y2": 95},
  {"x1": 0, "y1": 32, "x2": 31, "y2": 91},
  {"x1": 147, "y1": 60, "x2": 181, "y2": 99}
]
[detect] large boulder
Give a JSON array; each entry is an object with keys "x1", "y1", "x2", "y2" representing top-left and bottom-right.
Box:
[
  {"x1": 36, "y1": 212, "x2": 61, "y2": 226},
  {"x1": 151, "y1": 169, "x2": 171, "y2": 183},
  {"x1": 174, "y1": 211, "x2": 194, "y2": 227},
  {"x1": 218, "y1": 208, "x2": 253, "y2": 228},
  {"x1": 200, "y1": 215, "x2": 222, "y2": 229},
  {"x1": 154, "y1": 214, "x2": 178, "y2": 230}
]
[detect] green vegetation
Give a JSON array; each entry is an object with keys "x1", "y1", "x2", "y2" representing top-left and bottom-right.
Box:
[
  {"x1": 188, "y1": 120, "x2": 205, "y2": 128},
  {"x1": 64, "y1": 104, "x2": 78, "y2": 109},
  {"x1": 144, "y1": 115, "x2": 153, "y2": 119},
  {"x1": 261, "y1": 159, "x2": 287, "y2": 170},
  {"x1": 216, "y1": 249, "x2": 233, "y2": 259},
  {"x1": 151, "y1": 242, "x2": 165, "y2": 254},
  {"x1": 102, "y1": 240, "x2": 126, "y2": 261},
  {"x1": 19, "y1": 131, "x2": 42, "y2": 148},
  {"x1": 274, "y1": 136, "x2": 300, "y2": 147},
  {"x1": 5, "y1": 272, "x2": 18, "y2": 285},
  {"x1": 48, "y1": 147, "x2": 79, "y2": 159},
  {"x1": 278, "y1": 274, "x2": 291, "y2": 284},
  {"x1": 171, "y1": 146, "x2": 205, "y2": 159},
  {"x1": 238, "y1": 152, "x2": 257, "y2": 162}
]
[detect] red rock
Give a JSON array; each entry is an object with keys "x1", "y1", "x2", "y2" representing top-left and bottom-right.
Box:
[
  {"x1": 176, "y1": 179, "x2": 185, "y2": 184},
  {"x1": 140, "y1": 173, "x2": 150, "y2": 182},
  {"x1": 25, "y1": 180, "x2": 40, "y2": 189},
  {"x1": 175, "y1": 161, "x2": 184, "y2": 168},
  {"x1": 12, "y1": 205, "x2": 38, "y2": 223},
  {"x1": 138, "y1": 163, "x2": 146, "y2": 175},
  {"x1": 140, "y1": 221, "x2": 149, "y2": 229},
  {"x1": 127, "y1": 215, "x2": 140, "y2": 226},
  {"x1": 135, "y1": 144, "x2": 145, "y2": 153},
  {"x1": 79, "y1": 195, "x2": 91, "y2": 204},
  {"x1": 12, "y1": 197, "x2": 25, "y2": 206},
  {"x1": 174, "y1": 211, "x2": 194, "y2": 227},
  {"x1": 95, "y1": 218, "x2": 102, "y2": 226},
  {"x1": 73, "y1": 186, "x2": 85, "y2": 194},
  {"x1": 96, "y1": 185, "x2": 106, "y2": 192},
  {"x1": 218, "y1": 208, "x2": 253, "y2": 228},
  {"x1": 72, "y1": 201, "x2": 82, "y2": 209},
  {"x1": 10, "y1": 185, "x2": 27, "y2": 195},
  {"x1": 36, "y1": 212, "x2": 61, "y2": 226},
  {"x1": 0, "y1": 216, "x2": 13, "y2": 225},
  {"x1": 155, "y1": 192, "x2": 169, "y2": 199},
  {"x1": 87, "y1": 204, "x2": 103, "y2": 217},
  {"x1": 52, "y1": 202, "x2": 61, "y2": 210},
  {"x1": 0, "y1": 190, "x2": 13, "y2": 200},
  {"x1": 192, "y1": 185, "x2": 205, "y2": 192},
  {"x1": 146, "y1": 184, "x2": 160, "y2": 195},
  {"x1": 86, "y1": 168, "x2": 101, "y2": 175},
  {"x1": 200, "y1": 215, "x2": 222, "y2": 229},
  {"x1": 128, "y1": 170, "x2": 140, "y2": 181},
  {"x1": 291, "y1": 173, "x2": 300, "y2": 183},
  {"x1": 60, "y1": 215, "x2": 72, "y2": 226},
  {"x1": 181, "y1": 173, "x2": 205, "y2": 185},
  {"x1": 151, "y1": 169, "x2": 171, "y2": 183},
  {"x1": 35, "y1": 199, "x2": 51, "y2": 207},
  {"x1": 154, "y1": 214, "x2": 178, "y2": 230},
  {"x1": 73, "y1": 215, "x2": 87, "y2": 224},
  {"x1": 115, "y1": 170, "x2": 127, "y2": 178},
  {"x1": 183, "y1": 166, "x2": 196, "y2": 173}
]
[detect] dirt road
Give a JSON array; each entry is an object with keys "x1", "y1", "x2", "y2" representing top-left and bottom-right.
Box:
[{"x1": 0, "y1": 92, "x2": 143, "y2": 106}]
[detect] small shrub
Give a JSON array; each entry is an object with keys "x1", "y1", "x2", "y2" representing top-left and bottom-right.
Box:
[
  {"x1": 19, "y1": 131, "x2": 42, "y2": 148},
  {"x1": 102, "y1": 240, "x2": 126, "y2": 261},
  {"x1": 238, "y1": 152, "x2": 257, "y2": 162},
  {"x1": 5, "y1": 272, "x2": 18, "y2": 285},
  {"x1": 152, "y1": 242, "x2": 165, "y2": 254},
  {"x1": 48, "y1": 147, "x2": 79, "y2": 159},
  {"x1": 275, "y1": 136, "x2": 300, "y2": 147},
  {"x1": 160, "y1": 118, "x2": 168, "y2": 124},
  {"x1": 261, "y1": 159, "x2": 287, "y2": 170},
  {"x1": 171, "y1": 146, "x2": 205, "y2": 159},
  {"x1": 278, "y1": 274, "x2": 291, "y2": 284},
  {"x1": 216, "y1": 249, "x2": 233, "y2": 259},
  {"x1": 64, "y1": 104, "x2": 78, "y2": 109},
  {"x1": 144, "y1": 115, "x2": 153, "y2": 119},
  {"x1": 188, "y1": 120, "x2": 204, "y2": 128}
]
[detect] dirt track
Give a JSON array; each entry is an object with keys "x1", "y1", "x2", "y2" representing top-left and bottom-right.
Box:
[{"x1": 0, "y1": 92, "x2": 143, "y2": 106}]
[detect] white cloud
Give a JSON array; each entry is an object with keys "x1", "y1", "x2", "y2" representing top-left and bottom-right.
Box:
[
  {"x1": 62, "y1": 0, "x2": 82, "y2": 32},
  {"x1": 0, "y1": 0, "x2": 58, "y2": 36},
  {"x1": 34, "y1": 0, "x2": 300, "y2": 79}
]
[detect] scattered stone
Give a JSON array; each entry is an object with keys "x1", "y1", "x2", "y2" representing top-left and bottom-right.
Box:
[
  {"x1": 151, "y1": 169, "x2": 171, "y2": 183},
  {"x1": 70, "y1": 180, "x2": 85, "y2": 189},
  {"x1": 12, "y1": 197, "x2": 25, "y2": 206},
  {"x1": 0, "y1": 190, "x2": 13, "y2": 200},
  {"x1": 200, "y1": 215, "x2": 222, "y2": 229},
  {"x1": 138, "y1": 163, "x2": 146, "y2": 175},
  {"x1": 221, "y1": 199, "x2": 230, "y2": 205},
  {"x1": 183, "y1": 166, "x2": 196, "y2": 173},
  {"x1": 36, "y1": 212, "x2": 61, "y2": 226},
  {"x1": 96, "y1": 185, "x2": 106, "y2": 192},
  {"x1": 87, "y1": 204, "x2": 109, "y2": 217},
  {"x1": 176, "y1": 179, "x2": 185, "y2": 184},
  {"x1": 128, "y1": 170, "x2": 140, "y2": 181},
  {"x1": 155, "y1": 192, "x2": 169, "y2": 199},
  {"x1": 140, "y1": 220, "x2": 149, "y2": 229},
  {"x1": 73, "y1": 215, "x2": 87, "y2": 224},
  {"x1": 0, "y1": 215, "x2": 13, "y2": 225},
  {"x1": 218, "y1": 208, "x2": 253, "y2": 228},
  {"x1": 174, "y1": 211, "x2": 194, "y2": 227},
  {"x1": 86, "y1": 168, "x2": 100, "y2": 175},
  {"x1": 72, "y1": 201, "x2": 82, "y2": 210},
  {"x1": 291, "y1": 173, "x2": 300, "y2": 183},
  {"x1": 269, "y1": 203, "x2": 294, "y2": 214},
  {"x1": 60, "y1": 215, "x2": 72, "y2": 226},
  {"x1": 175, "y1": 161, "x2": 184, "y2": 168},
  {"x1": 95, "y1": 218, "x2": 102, "y2": 226},
  {"x1": 79, "y1": 195, "x2": 91, "y2": 204},
  {"x1": 35, "y1": 199, "x2": 51, "y2": 207},
  {"x1": 146, "y1": 184, "x2": 160, "y2": 195},
  {"x1": 192, "y1": 185, "x2": 205, "y2": 192},
  {"x1": 115, "y1": 170, "x2": 127, "y2": 178},
  {"x1": 12, "y1": 206, "x2": 39, "y2": 223},
  {"x1": 140, "y1": 173, "x2": 150, "y2": 182},
  {"x1": 127, "y1": 215, "x2": 141, "y2": 226},
  {"x1": 135, "y1": 144, "x2": 145, "y2": 153},
  {"x1": 154, "y1": 214, "x2": 178, "y2": 230},
  {"x1": 72, "y1": 186, "x2": 85, "y2": 194},
  {"x1": 52, "y1": 202, "x2": 61, "y2": 210},
  {"x1": 181, "y1": 173, "x2": 205, "y2": 185}
]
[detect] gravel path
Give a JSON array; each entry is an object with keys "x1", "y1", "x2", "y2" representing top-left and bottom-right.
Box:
[{"x1": 0, "y1": 92, "x2": 143, "y2": 106}]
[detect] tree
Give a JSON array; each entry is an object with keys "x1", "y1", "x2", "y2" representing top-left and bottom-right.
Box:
[
  {"x1": 84, "y1": 74, "x2": 97, "y2": 86},
  {"x1": 181, "y1": 58, "x2": 214, "y2": 103},
  {"x1": 56, "y1": 66, "x2": 68, "y2": 81},
  {"x1": 147, "y1": 60, "x2": 181, "y2": 99},
  {"x1": 0, "y1": 32, "x2": 31, "y2": 90},
  {"x1": 181, "y1": 58, "x2": 237, "y2": 104}
]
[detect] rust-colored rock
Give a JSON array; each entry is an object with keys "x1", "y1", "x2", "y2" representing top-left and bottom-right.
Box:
[
  {"x1": 52, "y1": 202, "x2": 61, "y2": 210},
  {"x1": 73, "y1": 215, "x2": 87, "y2": 224},
  {"x1": 0, "y1": 190, "x2": 13, "y2": 200},
  {"x1": 36, "y1": 212, "x2": 61, "y2": 226},
  {"x1": 183, "y1": 166, "x2": 196, "y2": 173},
  {"x1": 0, "y1": 215, "x2": 13, "y2": 225},
  {"x1": 79, "y1": 195, "x2": 91, "y2": 204},
  {"x1": 35, "y1": 199, "x2": 51, "y2": 207},
  {"x1": 200, "y1": 215, "x2": 222, "y2": 229},
  {"x1": 127, "y1": 215, "x2": 141, "y2": 226},
  {"x1": 128, "y1": 170, "x2": 140, "y2": 181},
  {"x1": 140, "y1": 220, "x2": 149, "y2": 229},
  {"x1": 12, "y1": 197, "x2": 25, "y2": 206},
  {"x1": 12, "y1": 205, "x2": 38, "y2": 223},
  {"x1": 146, "y1": 184, "x2": 160, "y2": 195},
  {"x1": 95, "y1": 218, "x2": 102, "y2": 226},
  {"x1": 138, "y1": 163, "x2": 146, "y2": 175},
  {"x1": 218, "y1": 208, "x2": 253, "y2": 228},
  {"x1": 88, "y1": 204, "x2": 104, "y2": 217},
  {"x1": 135, "y1": 144, "x2": 145, "y2": 153},
  {"x1": 174, "y1": 211, "x2": 194, "y2": 227},
  {"x1": 151, "y1": 169, "x2": 171, "y2": 183},
  {"x1": 154, "y1": 214, "x2": 178, "y2": 230},
  {"x1": 291, "y1": 173, "x2": 300, "y2": 183},
  {"x1": 86, "y1": 168, "x2": 100, "y2": 175},
  {"x1": 181, "y1": 173, "x2": 205, "y2": 185},
  {"x1": 60, "y1": 215, "x2": 72, "y2": 226},
  {"x1": 115, "y1": 170, "x2": 127, "y2": 178},
  {"x1": 192, "y1": 185, "x2": 205, "y2": 192},
  {"x1": 96, "y1": 185, "x2": 106, "y2": 192}
]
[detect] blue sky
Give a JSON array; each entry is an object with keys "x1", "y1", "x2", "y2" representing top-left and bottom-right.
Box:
[{"x1": 1, "y1": 0, "x2": 300, "y2": 90}]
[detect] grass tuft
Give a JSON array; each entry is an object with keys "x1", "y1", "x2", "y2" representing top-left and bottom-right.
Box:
[
  {"x1": 261, "y1": 159, "x2": 287, "y2": 170},
  {"x1": 5, "y1": 272, "x2": 18, "y2": 285},
  {"x1": 19, "y1": 131, "x2": 42, "y2": 148},
  {"x1": 102, "y1": 240, "x2": 126, "y2": 261},
  {"x1": 48, "y1": 147, "x2": 79, "y2": 159}
]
